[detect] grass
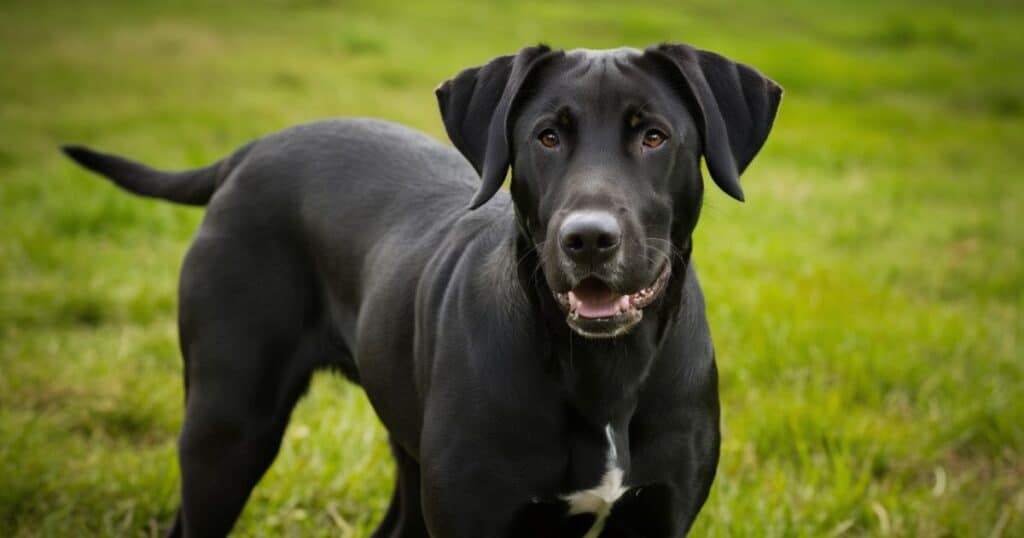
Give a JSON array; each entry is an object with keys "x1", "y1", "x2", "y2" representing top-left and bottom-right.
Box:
[{"x1": 1, "y1": 0, "x2": 1021, "y2": 535}]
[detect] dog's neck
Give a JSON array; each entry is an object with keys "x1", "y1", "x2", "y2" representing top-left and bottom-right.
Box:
[{"x1": 508, "y1": 227, "x2": 690, "y2": 430}]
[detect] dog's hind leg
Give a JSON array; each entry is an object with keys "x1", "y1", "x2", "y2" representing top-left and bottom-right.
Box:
[
  {"x1": 372, "y1": 440, "x2": 429, "y2": 538},
  {"x1": 165, "y1": 234, "x2": 326, "y2": 537}
]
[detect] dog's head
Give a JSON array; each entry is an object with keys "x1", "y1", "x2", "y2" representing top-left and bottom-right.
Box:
[{"x1": 437, "y1": 44, "x2": 781, "y2": 338}]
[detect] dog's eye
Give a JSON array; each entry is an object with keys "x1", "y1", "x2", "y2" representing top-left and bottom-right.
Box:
[
  {"x1": 538, "y1": 130, "x2": 560, "y2": 149},
  {"x1": 642, "y1": 129, "x2": 668, "y2": 149}
]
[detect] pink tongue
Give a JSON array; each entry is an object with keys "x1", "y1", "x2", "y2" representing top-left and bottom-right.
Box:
[{"x1": 569, "y1": 282, "x2": 628, "y2": 319}]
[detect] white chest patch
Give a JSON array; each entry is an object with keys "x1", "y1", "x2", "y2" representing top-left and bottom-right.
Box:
[{"x1": 561, "y1": 424, "x2": 628, "y2": 538}]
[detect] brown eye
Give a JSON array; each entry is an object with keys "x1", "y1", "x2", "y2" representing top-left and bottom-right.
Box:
[
  {"x1": 539, "y1": 130, "x2": 560, "y2": 148},
  {"x1": 642, "y1": 129, "x2": 667, "y2": 148}
]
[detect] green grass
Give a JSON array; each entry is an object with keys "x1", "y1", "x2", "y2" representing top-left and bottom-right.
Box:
[{"x1": 1, "y1": 0, "x2": 1021, "y2": 535}]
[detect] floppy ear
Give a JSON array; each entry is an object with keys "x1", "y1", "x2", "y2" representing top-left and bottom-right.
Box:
[
  {"x1": 646, "y1": 44, "x2": 782, "y2": 202},
  {"x1": 436, "y1": 45, "x2": 555, "y2": 209}
]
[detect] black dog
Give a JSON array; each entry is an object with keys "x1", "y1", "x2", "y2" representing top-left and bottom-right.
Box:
[{"x1": 63, "y1": 43, "x2": 780, "y2": 537}]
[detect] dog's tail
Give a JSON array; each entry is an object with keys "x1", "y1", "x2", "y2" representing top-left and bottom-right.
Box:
[{"x1": 60, "y1": 144, "x2": 250, "y2": 206}]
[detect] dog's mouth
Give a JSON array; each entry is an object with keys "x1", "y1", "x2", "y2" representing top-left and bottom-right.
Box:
[{"x1": 553, "y1": 262, "x2": 671, "y2": 338}]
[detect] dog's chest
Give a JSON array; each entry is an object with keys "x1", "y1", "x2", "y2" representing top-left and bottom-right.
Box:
[{"x1": 560, "y1": 424, "x2": 628, "y2": 538}]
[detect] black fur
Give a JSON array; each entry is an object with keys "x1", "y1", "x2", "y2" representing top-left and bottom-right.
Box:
[{"x1": 62, "y1": 43, "x2": 781, "y2": 537}]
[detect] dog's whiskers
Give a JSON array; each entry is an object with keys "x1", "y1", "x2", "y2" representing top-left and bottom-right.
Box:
[
  {"x1": 645, "y1": 237, "x2": 687, "y2": 267},
  {"x1": 515, "y1": 240, "x2": 544, "y2": 269}
]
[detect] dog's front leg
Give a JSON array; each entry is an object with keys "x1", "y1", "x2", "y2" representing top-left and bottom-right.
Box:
[
  {"x1": 417, "y1": 435, "x2": 535, "y2": 537},
  {"x1": 416, "y1": 400, "x2": 573, "y2": 538}
]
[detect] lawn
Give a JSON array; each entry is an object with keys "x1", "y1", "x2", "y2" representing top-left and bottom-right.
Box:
[{"x1": 0, "y1": 0, "x2": 1021, "y2": 536}]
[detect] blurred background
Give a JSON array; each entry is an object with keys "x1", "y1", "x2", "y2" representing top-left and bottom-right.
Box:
[{"x1": 1, "y1": 0, "x2": 1021, "y2": 535}]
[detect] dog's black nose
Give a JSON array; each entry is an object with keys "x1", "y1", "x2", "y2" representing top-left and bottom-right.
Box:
[{"x1": 559, "y1": 211, "x2": 621, "y2": 264}]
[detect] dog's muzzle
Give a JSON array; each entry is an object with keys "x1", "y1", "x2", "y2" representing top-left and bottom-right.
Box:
[{"x1": 553, "y1": 261, "x2": 671, "y2": 338}]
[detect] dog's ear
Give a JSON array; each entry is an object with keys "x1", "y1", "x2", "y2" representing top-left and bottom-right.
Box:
[
  {"x1": 645, "y1": 44, "x2": 782, "y2": 202},
  {"x1": 436, "y1": 45, "x2": 556, "y2": 209}
]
